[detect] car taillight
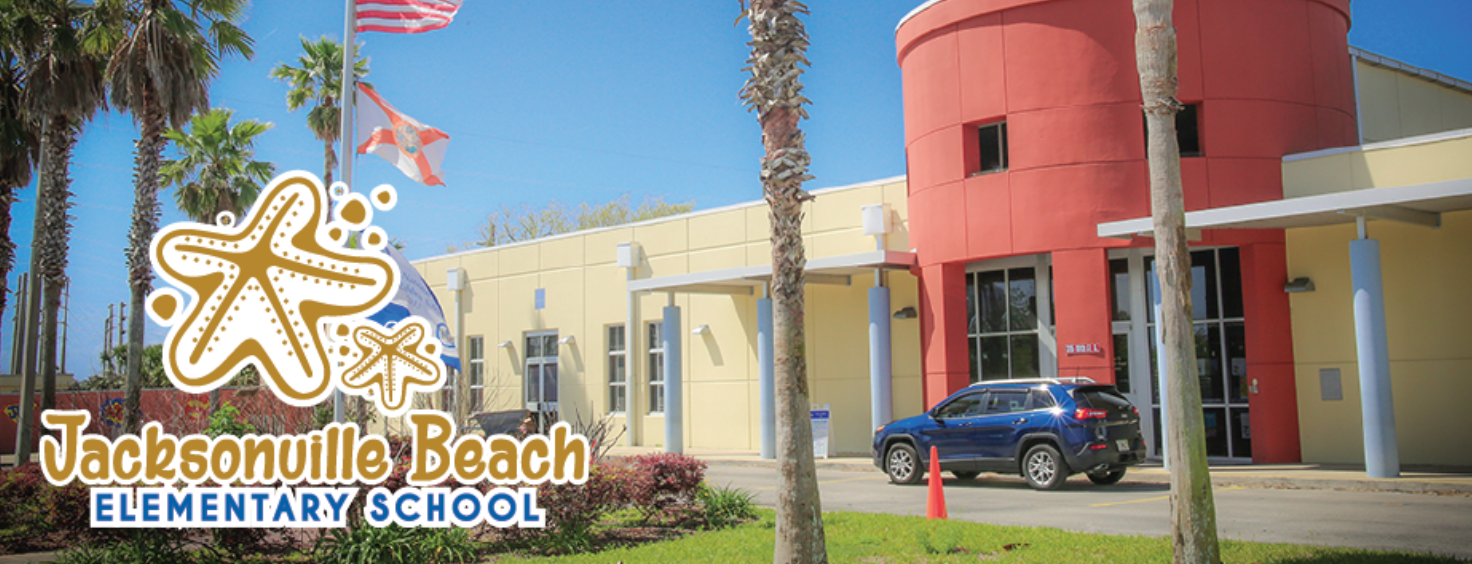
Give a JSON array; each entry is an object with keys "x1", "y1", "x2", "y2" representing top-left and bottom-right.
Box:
[
  {"x1": 1089, "y1": 443, "x2": 1109, "y2": 450},
  {"x1": 1074, "y1": 408, "x2": 1108, "y2": 420}
]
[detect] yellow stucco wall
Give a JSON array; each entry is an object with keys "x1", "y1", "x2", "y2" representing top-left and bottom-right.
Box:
[
  {"x1": 397, "y1": 177, "x2": 922, "y2": 456},
  {"x1": 1282, "y1": 131, "x2": 1472, "y2": 199},
  {"x1": 1355, "y1": 59, "x2": 1472, "y2": 144},
  {"x1": 1286, "y1": 209, "x2": 1472, "y2": 466}
]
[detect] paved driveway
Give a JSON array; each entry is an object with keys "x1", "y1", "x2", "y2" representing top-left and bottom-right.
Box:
[{"x1": 706, "y1": 465, "x2": 1472, "y2": 559}]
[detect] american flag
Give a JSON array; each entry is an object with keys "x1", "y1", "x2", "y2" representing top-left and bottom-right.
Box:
[{"x1": 356, "y1": 0, "x2": 463, "y2": 34}]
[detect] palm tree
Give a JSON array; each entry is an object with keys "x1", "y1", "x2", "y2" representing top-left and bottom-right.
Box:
[
  {"x1": 0, "y1": 42, "x2": 39, "y2": 365},
  {"x1": 102, "y1": 0, "x2": 254, "y2": 434},
  {"x1": 6, "y1": 0, "x2": 107, "y2": 463},
  {"x1": 160, "y1": 107, "x2": 273, "y2": 415},
  {"x1": 1132, "y1": 0, "x2": 1220, "y2": 562},
  {"x1": 739, "y1": 1, "x2": 827, "y2": 562},
  {"x1": 269, "y1": 36, "x2": 368, "y2": 191}
]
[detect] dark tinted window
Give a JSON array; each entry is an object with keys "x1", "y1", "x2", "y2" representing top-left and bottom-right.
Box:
[
  {"x1": 936, "y1": 392, "x2": 986, "y2": 419},
  {"x1": 1074, "y1": 387, "x2": 1132, "y2": 410},
  {"x1": 984, "y1": 390, "x2": 1031, "y2": 414},
  {"x1": 978, "y1": 122, "x2": 1008, "y2": 173},
  {"x1": 1143, "y1": 103, "x2": 1202, "y2": 157}
]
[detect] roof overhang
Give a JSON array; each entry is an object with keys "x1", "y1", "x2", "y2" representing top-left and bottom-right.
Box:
[
  {"x1": 1097, "y1": 177, "x2": 1472, "y2": 238},
  {"x1": 627, "y1": 250, "x2": 917, "y2": 296}
]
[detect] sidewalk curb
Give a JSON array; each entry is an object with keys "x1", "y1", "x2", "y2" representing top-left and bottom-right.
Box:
[{"x1": 687, "y1": 456, "x2": 1472, "y2": 496}]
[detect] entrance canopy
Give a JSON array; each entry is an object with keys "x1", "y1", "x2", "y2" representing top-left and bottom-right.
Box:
[
  {"x1": 627, "y1": 250, "x2": 917, "y2": 295},
  {"x1": 1096, "y1": 176, "x2": 1472, "y2": 238}
]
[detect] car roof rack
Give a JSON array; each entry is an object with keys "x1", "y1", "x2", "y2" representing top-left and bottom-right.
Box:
[{"x1": 966, "y1": 377, "x2": 1098, "y2": 387}]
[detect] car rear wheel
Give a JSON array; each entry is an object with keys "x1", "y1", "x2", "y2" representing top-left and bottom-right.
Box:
[
  {"x1": 885, "y1": 443, "x2": 924, "y2": 485},
  {"x1": 951, "y1": 471, "x2": 980, "y2": 480},
  {"x1": 1087, "y1": 468, "x2": 1127, "y2": 486},
  {"x1": 1022, "y1": 444, "x2": 1069, "y2": 490}
]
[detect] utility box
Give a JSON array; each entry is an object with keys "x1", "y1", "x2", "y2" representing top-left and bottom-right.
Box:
[{"x1": 446, "y1": 267, "x2": 465, "y2": 291}]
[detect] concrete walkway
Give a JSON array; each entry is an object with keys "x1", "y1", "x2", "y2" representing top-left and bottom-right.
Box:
[{"x1": 606, "y1": 445, "x2": 1472, "y2": 495}]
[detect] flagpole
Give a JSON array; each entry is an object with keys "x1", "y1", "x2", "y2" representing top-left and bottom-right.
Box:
[{"x1": 334, "y1": 0, "x2": 357, "y2": 425}]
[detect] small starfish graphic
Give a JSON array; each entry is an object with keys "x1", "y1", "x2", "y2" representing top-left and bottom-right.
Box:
[
  {"x1": 150, "y1": 172, "x2": 397, "y2": 405},
  {"x1": 338, "y1": 318, "x2": 445, "y2": 415}
]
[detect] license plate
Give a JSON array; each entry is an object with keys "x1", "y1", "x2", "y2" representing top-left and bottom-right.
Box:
[{"x1": 1116, "y1": 439, "x2": 1130, "y2": 451}]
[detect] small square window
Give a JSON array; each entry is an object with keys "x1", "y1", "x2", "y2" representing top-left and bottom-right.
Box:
[
  {"x1": 977, "y1": 122, "x2": 1008, "y2": 173},
  {"x1": 1143, "y1": 103, "x2": 1202, "y2": 157}
]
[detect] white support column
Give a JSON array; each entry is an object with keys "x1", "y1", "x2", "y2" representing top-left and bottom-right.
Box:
[
  {"x1": 758, "y1": 286, "x2": 775, "y2": 459},
  {"x1": 1035, "y1": 254, "x2": 1057, "y2": 377},
  {"x1": 868, "y1": 282, "x2": 893, "y2": 432},
  {"x1": 1149, "y1": 269, "x2": 1168, "y2": 470},
  {"x1": 662, "y1": 298, "x2": 683, "y2": 454},
  {"x1": 1350, "y1": 217, "x2": 1399, "y2": 478}
]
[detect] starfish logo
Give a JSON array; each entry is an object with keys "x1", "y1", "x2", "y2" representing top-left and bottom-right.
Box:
[
  {"x1": 335, "y1": 318, "x2": 445, "y2": 416},
  {"x1": 145, "y1": 172, "x2": 434, "y2": 408}
]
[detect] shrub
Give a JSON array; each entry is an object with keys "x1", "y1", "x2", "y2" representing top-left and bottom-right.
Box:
[
  {"x1": 627, "y1": 453, "x2": 706, "y2": 521},
  {"x1": 43, "y1": 480, "x2": 94, "y2": 540},
  {"x1": 525, "y1": 461, "x2": 641, "y2": 552},
  {"x1": 54, "y1": 529, "x2": 189, "y2": 564},
  {"x1": 205, "y1": 403, "x2": 258, "y2": 438},
  {"x1": 697, "y1": 482, "x2": 758, "y2": 529},
  {"x1": 317, "y1": 524, "x2": 477, "y2": 564},
  {"x1": 0, "y1": 464, "x2": 46, "y2": 531}
]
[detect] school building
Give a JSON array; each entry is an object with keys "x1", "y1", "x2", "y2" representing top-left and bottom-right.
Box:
[{"x1": 402, "y1": 0, "x2": 1472, "y2": 471}]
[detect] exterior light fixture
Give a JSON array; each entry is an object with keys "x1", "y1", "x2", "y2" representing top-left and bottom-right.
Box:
[
  {"x1": 1284, "y1": 277, "x2": 1316, "y2": 293},
  {"x1": 691, "y1": 324, "x2": 711, "y2": 336},
  {"x1": 497, "y1": 340, "x2": 513, "y2": 349},
  {"x1": 892, "y1": 306, "x2": 917, "y2": 319},
  {"x1": 557, "y1": 335, "x2": 576, "y2": 345}
]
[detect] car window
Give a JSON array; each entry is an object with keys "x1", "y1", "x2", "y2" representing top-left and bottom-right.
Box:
[
  {"x1": 983, "y1": 390, "x2": 1030, "y2": 415},
  {"x1": 935, "y1": 392, "x2": 986, "y2": 419},
  {"x1": 1031, "y1": 388, "x2": 1056, "y2": 409},
  {"x1": 1074, "y1": 386, "x2": 1131, "y2": 409}
]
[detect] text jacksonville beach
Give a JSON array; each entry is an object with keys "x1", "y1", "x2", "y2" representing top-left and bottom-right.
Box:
[{"x1": 37, "y1": 411, "x2": 590, "y2": 529}]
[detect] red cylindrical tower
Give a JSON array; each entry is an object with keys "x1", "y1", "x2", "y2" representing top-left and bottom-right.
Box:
[{"x1": 898, "y1": 0, "x2": 1355, "y2": 463}]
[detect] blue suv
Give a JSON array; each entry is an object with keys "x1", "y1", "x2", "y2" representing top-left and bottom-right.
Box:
[{"x1": 872, "y1": 378, "x2": 1146, "y2": 490}]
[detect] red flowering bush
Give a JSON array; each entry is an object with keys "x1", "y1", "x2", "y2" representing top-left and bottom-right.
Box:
[
  {"x1": 627, "y1": 453, "x2": 706, "y2": 521},
  {"x1": 0, "y1": 464, "x2": 46, "y2": 530}
]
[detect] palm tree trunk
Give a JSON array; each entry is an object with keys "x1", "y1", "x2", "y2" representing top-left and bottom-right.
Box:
[
  {"x1": 743, "y1": 2, "x2": 826, "y2": 562},
  {"x1": 323, "y1": 137, "x2": 336, "y2": 190},
  {"x1": 36, "y1": 114, "x2": 76, "y2": 417},
  {"x1": 1133, "y1": 1, "x2": 1220, "y2": 562},
  {"x1": 124, "y1": 90, "x2": 165, "y2": 435}
]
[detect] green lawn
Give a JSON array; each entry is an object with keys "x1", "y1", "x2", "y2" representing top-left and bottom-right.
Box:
[{"x1": 493, "y1": 509, "x2": 1465, "y2": 564}]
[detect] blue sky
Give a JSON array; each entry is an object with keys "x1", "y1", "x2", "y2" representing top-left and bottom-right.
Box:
[{"x1": 5, "y1": 0, "x2": 1469, "y2": 379}]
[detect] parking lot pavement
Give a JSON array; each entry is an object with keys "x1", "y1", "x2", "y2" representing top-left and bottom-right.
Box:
[{"x1": 705, "y1": 464, "x2": 1472, "y2": 560}]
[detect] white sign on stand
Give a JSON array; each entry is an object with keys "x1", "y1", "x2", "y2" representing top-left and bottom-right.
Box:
[{"x1": 811, "y1": 404, "x2": 831, "y2": 459}]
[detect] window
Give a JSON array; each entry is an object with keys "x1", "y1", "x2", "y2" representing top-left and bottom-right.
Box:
[
  {"x1": 982, "y1": 389, "x2": 1031, "y2": 414},
  {"x1": 607, "y1": 325, "x2": 627, "y2": 414},
  {"x1": 1143, "y1": 103, "x2": 1201, "y2": 157},
  {"x1": 647, "y1": 322, "x2": 665, "y2": 414},
  {"x1": 967, "y1": 267, "x2": 1040, "y2": 382},
  {"x1": 1109, "y1": 258, "x2": 1131, "y2": 322},
  {"x1": 524, "y1": 332, "x2": 558, "y2": 412},
  {"x1": 935, "y1": 392, "x2": 986, "y2": 419},
  {"x1": 467, "y1": 336, "x2": 485, "y2": 410},
  {"x1": 976, "y1": 122, "x2": 1009, "y2": 173},
  {"x1": 1030, "y1": 388, "x2": 1056, "y2": 409}
]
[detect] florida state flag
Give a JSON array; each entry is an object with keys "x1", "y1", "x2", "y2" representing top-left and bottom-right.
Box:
[{"x1": 356, "y1": 84, "x2": 450, "y2": 186}]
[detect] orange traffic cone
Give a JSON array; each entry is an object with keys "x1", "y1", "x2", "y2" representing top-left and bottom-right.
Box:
[{"x1": 926, "y1": 445, "x2": 947, "y2": 519}]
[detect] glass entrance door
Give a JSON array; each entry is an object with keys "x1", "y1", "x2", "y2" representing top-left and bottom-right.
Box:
[{"x1": 1146, "y1": 249, "x2": 1251, "y2": 460}]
